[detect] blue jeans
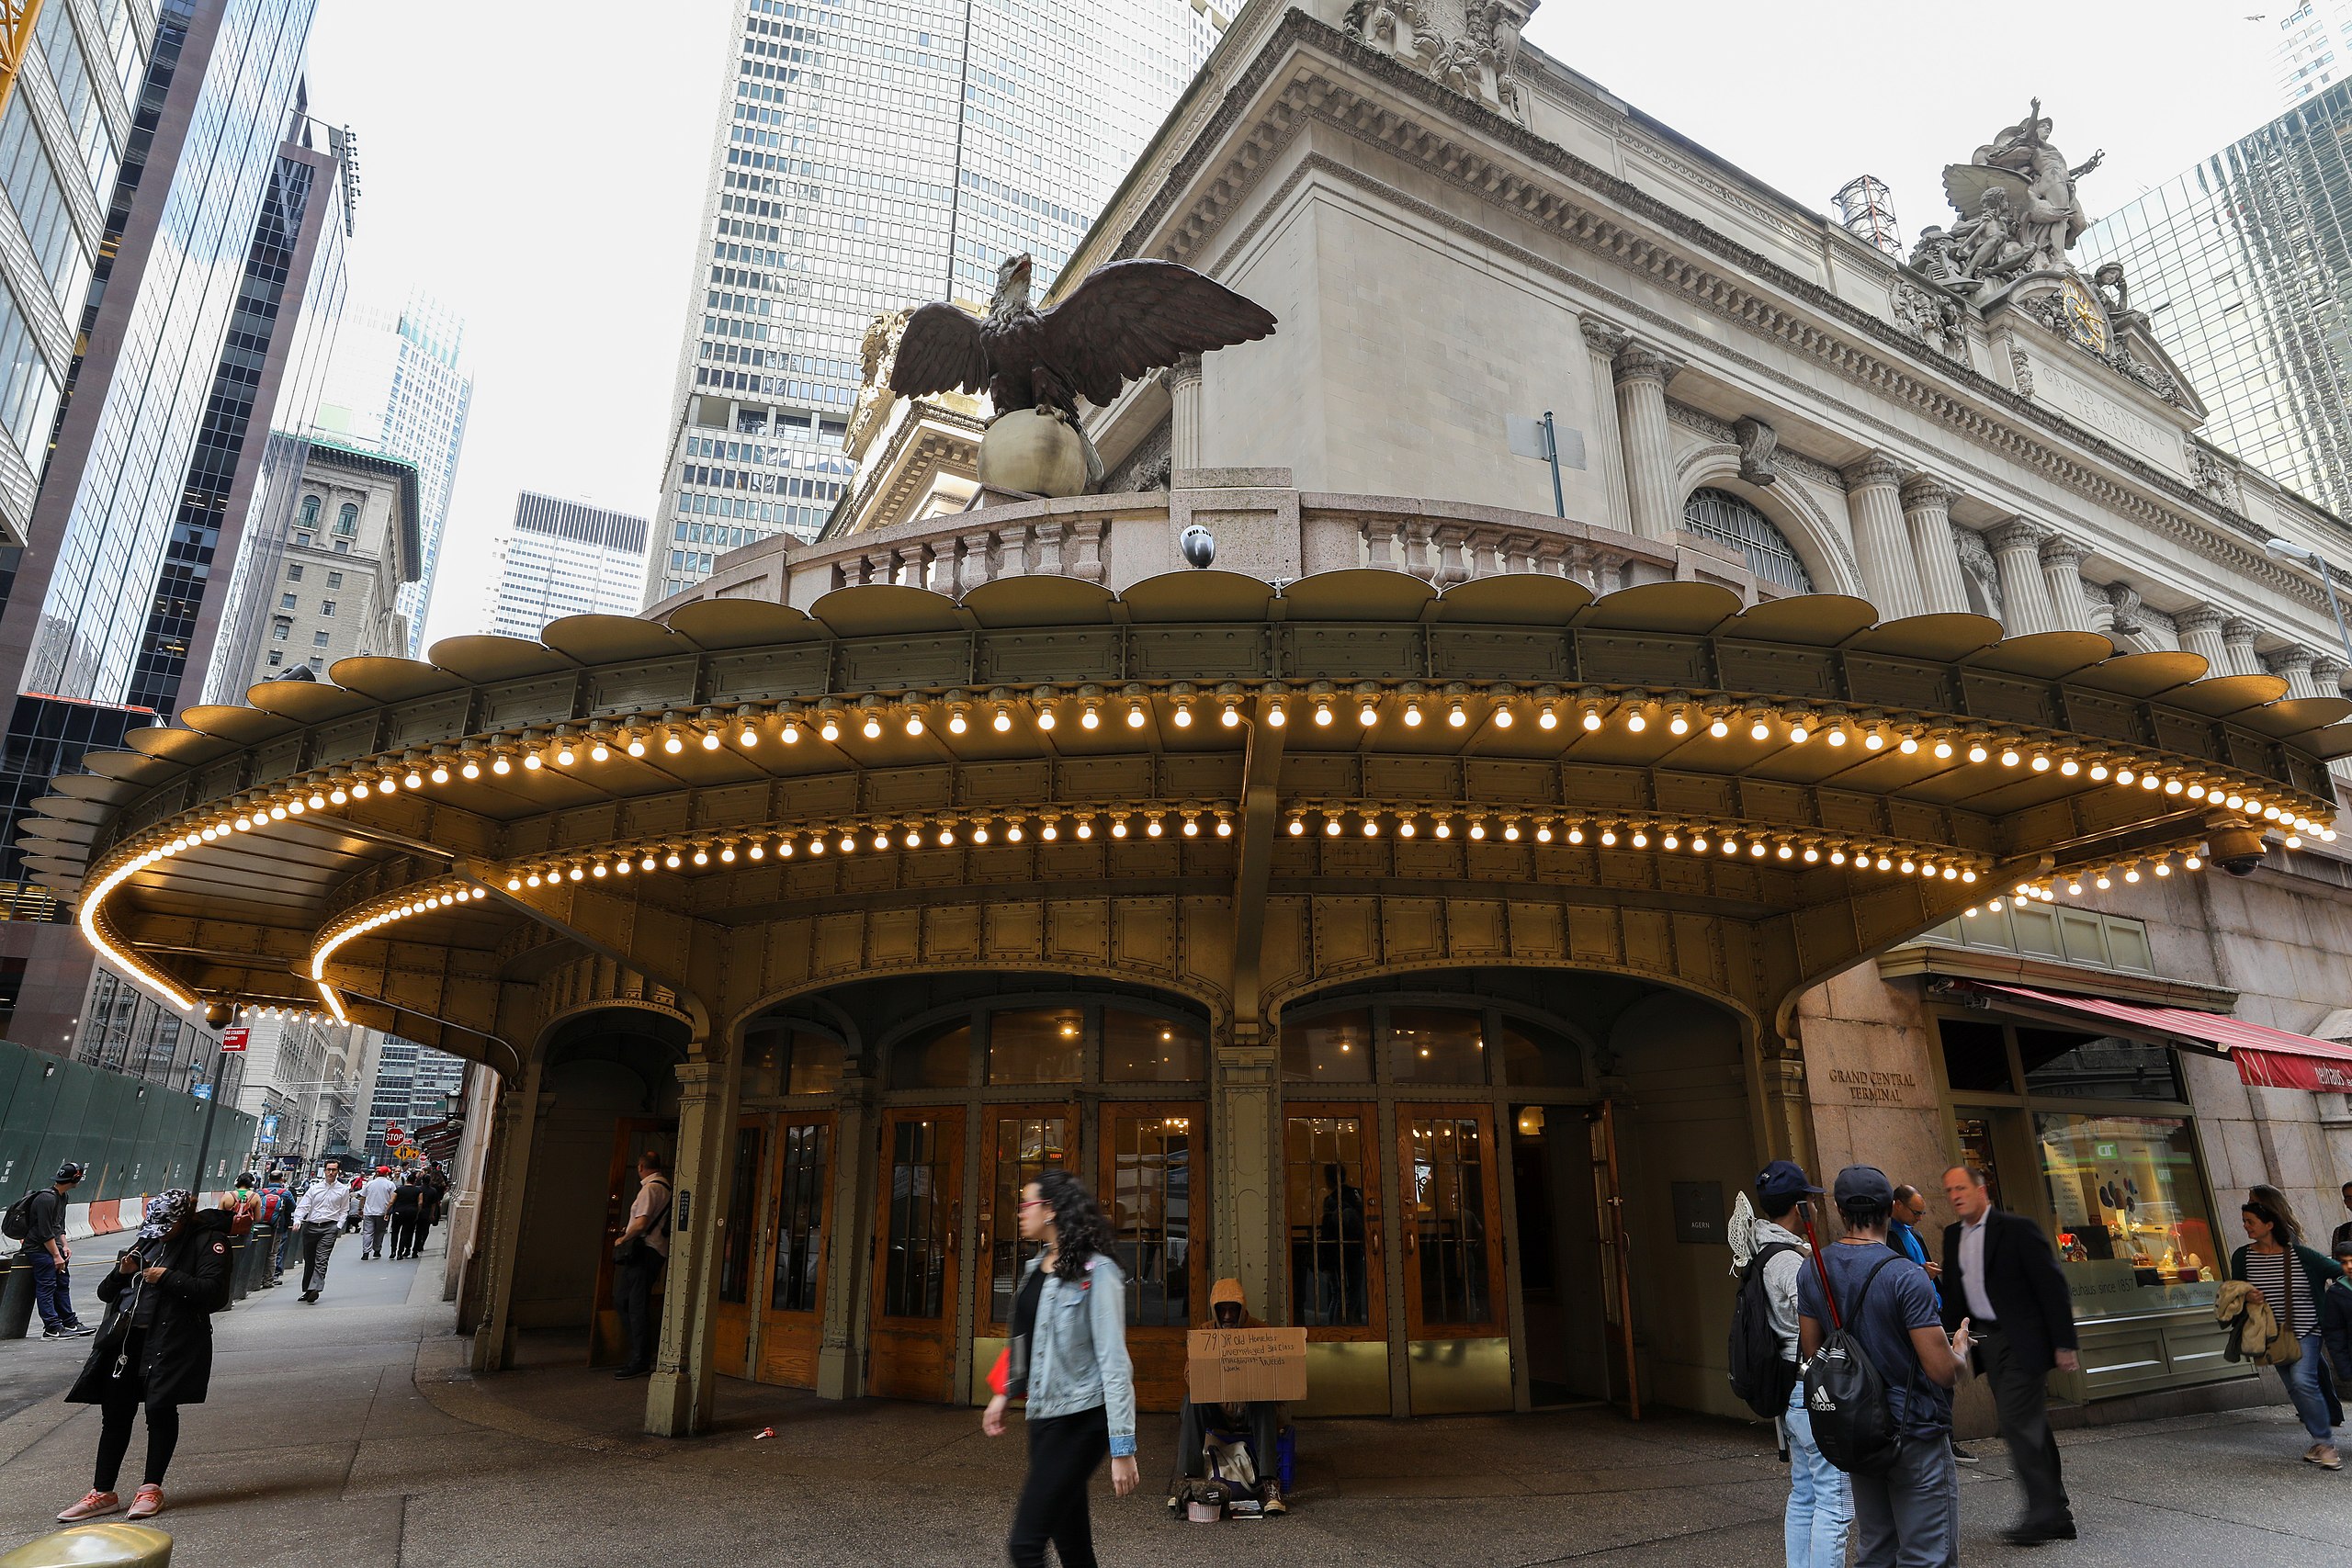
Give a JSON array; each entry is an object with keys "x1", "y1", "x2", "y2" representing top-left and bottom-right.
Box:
[
  {"x1": 27, "y1": 1248, "x2": 78, "y2": 1330},
  {"x1": 2281, "y1": 1333, "x2": 2335, "y2": 1442},
  {"x1": 1784, "y1": 1380, "x2": 1852, "y2": 1568}
]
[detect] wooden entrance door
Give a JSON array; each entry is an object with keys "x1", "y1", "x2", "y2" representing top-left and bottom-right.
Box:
[
  {"x1": 977, "y1": 1106, "x2": 1078, "y2": 1351},
  {"x1": 1397, "y1": 1106, "x2": 1507, "y2": 1340},
  {"x1": 755, "y1": 1113, "x2": 835, "y2": 1387},
  {"x1": 710, "y1": 1116, "x2": 765, "y2": 1376},
  {"x1": 1283, "y1": 1105, "x2": 1385, "y2": 1343},
  {"x1": 868, "y1": 1108, "x2": 964, "y2": 1401},
  {"x1": 1100, "y1": 1104, "x2": 1204, "y2": 1410},
  {"x1": 590, "y1": 1116, "x2": 674, "y2": 1366}
]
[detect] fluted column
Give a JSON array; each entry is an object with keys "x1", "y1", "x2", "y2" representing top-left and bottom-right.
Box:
[
  {"x1": 1902, "y1": 475, "x2": 1972, "y2": 615},
  {"x1": 1578, "y1": 316, "x2": 1633, "y2": 532},
  {"x1": 1987, "y1": 518, "x2": 2060, "y2": 636},
  {"x1": 2175, "y1": 606, "x2": 2228, "y2": 672},
  {"x1": 1612, "y1": 341, "x2": 1685, "y2": 545},
  {"x1": 1163, "y1": 352, "x2": 1203, "y2": 470},
  {"x1": 1841, "y1": 455, "x2": 1926, "y2": 621},
  {"x1": 2270, "y1": 647, "x2": 2323, "y2": 700},
  {"x1": 2222, "y1": 616, "x2": 2265, "y2": 677},
  {"x1": 2037, "y1": 535, "x2": 2092, "y2": 633},
  {"x1": 2316, "y1": 656, "x2": 2351, "y2": 700}
]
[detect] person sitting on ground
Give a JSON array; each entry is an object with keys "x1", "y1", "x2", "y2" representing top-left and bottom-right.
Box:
[{"x1": 1166, "y1": 1278, "x2": 1286, "y2": 1517}]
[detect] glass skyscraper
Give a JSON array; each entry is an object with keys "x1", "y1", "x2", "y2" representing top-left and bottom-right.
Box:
[
  {"x1": 2080, "y1": 78, "x2": 2352, "y2": 517},
  {"x1": 312, "y1": 288, "x2": 472, "y2": 655},
  {"x1": 643, "y1": 0, "x2": 1224, "y2": 605},
  {"x1": 488, "y1": 491, "x2": 650, "y2": 639}
]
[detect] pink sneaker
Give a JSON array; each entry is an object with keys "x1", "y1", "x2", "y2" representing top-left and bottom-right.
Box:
[
  {"x1": 56, "y1": 1489, "x2": 119, "y2": 1522},
  {"x1": 125, "y1": 1483, "x2": 164, "y2": 1519}
]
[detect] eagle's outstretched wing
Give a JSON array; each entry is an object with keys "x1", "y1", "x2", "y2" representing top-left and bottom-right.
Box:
[
  {"x1": 1035, "y1": 260, "x2": 1277, "y2": 407},
  {"x1": 889, "y1": 302, "x2": 991, "y2": 398}
]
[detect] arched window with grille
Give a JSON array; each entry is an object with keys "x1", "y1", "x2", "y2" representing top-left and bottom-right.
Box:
[
  {"x1": 1681, "y1": 488, "x2": 1813, "y2": 592},
  {"x1": 298, "y1": 495, "x2": 320, "y2": 529},
  {"x1": 335, "y1": 502, "x2": 358, "y2": 536}
]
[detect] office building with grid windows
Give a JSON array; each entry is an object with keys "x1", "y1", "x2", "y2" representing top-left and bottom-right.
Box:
[
  {"x1": 311, "y1": 288, "x2": 472, "y2": 656},
  {"x1": 487, "y1": 491, "x2": 649, "y2": 640},
  {"x1": 642, "y1": 0, "x2": 1225, "y2": 606},
  {"x1": 2080, "y1": 78, "x2": 2352, "y2": 519}
]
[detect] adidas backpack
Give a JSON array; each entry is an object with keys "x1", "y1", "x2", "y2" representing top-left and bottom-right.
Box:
[
  {"x1": 1727, "y1": 1241, "x2": 1802, "y2": 1419},
  {"x1": 1801, "y1": 1254, "x2": 1903, "y2": 1476}
]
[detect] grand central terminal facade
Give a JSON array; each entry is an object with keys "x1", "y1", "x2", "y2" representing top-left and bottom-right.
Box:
[{"x1": 30, "y1": 0, "x2": 2352, "y2": 1438}]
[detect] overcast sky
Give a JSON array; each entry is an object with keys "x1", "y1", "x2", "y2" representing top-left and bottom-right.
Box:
[{"x1": 305, "y1": 1, "x2": 2285, "y2": 649}]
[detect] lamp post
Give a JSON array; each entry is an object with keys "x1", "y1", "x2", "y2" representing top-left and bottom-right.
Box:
[{"x1": 2264, "y1": 538, "x2": 2352, "y2": 671}]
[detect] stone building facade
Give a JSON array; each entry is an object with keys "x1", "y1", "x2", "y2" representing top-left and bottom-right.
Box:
[
  {"x1": 42, "y1": 0, "x2": 2352, "y2": 1445},
  {"x1": 244, "y1": 438, "x2": 420, "y2": 685}
]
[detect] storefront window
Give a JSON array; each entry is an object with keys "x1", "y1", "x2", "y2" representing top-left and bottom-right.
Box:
[
  {"x1": 1939, "y1": 1019, "x2": 2012, "y2": 1093},
  {"x1": 2018, "y1": 1028, "x2": 2182, "y2": 1101},
  {"x1": 1283, "y1": 1009, "x2": 1372, "y2": 1083},
  {"x1": 1102, "y1": 1009, "x2": 1204, "y2": 1082},
  {"x1": 988, "y1": 1008, "x2": 1084, "y2": 1084},
  {"x1": 2036, "y1": 1112, "x2": 2219, "y2": 1318}
]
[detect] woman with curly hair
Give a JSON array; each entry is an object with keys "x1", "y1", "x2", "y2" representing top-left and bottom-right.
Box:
[
  {"x1": 983, "y1": 1168, "x2": 1137, "y2": 1567},
  {"x1": 2233, "y1": 1183, "x2": 2346, "y2": 1468}
]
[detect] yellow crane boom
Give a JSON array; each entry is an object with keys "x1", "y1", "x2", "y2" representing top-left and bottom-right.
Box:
[{"x1": 0, "y1": 0, "x2": 45, "y2": 117}]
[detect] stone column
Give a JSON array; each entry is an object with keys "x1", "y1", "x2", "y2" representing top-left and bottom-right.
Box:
[
  {"x1": 1841, "y1": 456, "x2": 1925, "y2": 621},
  {"x1": 1578, "y1": 315, "x2": 1633, "y2": 532},
  {"x1": 1611, "y1": 341, "x2": 1685, "y2": 545},
  {"x1": 468, "y1": 1057, "x2": 546, "y2": 1374},
  {"x1": 815, "y1": 1068, "x2": 877, "y2": 1400},
  {"x1": 1211, "y1": 1022, "x2": 1283, "y2": 1320},
  {"x1": 2037, "y1": 535, "x2": 2093, "y2": 634},
  {"x1": 1986, "y1": 518, "x2": 2060, "y2": 636},
  {"x1": 2316, "y1": 656, "x2": 2351, "y2": 700},
  {"x1": 2269, "y1": 647, "x2": 2322, "y2": 700},
  {"x1": 2222, "y1": 616, "x2": 2265, "y2": 677},
  {"x1": 647, "y1": 1051, "x2": 741, "y2": 1437},
  {"x1": 1162, "y1": 352, "x2": 1204, "y2": 471},
  {"x1": 1901, "y1": 475, "x2": 1972, "y2": 615},
  {"x1": 2176, "y1": 606, "x2": 2229, "y2": 673}
]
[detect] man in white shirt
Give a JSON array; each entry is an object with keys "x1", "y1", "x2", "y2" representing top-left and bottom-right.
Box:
[
  {"x1": 358, "y1": 1167, "x2": 399, "y2": 1259},
  {"x1": 292, "y1": 1158, "x2": 355, "y2": 1302},
  {"x1": 1755, "y1": 1159, "x2": 1848, "y2": 1568},
  {"x1": 611, "y1": 1150, "x2": 673, "y2": 1380}
]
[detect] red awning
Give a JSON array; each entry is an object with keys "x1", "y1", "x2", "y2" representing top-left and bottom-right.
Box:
[{"x1": 1956, "y1": 981, "x2": 2352, "y2": 1094}]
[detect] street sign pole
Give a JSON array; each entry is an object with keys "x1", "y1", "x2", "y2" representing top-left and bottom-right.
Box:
[{"x1": 192, "y1": 1025, "x2": 250, "y2": 1195}]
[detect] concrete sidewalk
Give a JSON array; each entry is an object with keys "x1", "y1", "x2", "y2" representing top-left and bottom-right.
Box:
[{"x1": 0, "y1": 1249, "x2": 2348, "y2": 1566}]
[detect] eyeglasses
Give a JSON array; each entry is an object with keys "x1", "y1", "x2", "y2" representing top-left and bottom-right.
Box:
[{"x1": 1018, "y1": 1199, "x2": 1049, "y2": 1211}]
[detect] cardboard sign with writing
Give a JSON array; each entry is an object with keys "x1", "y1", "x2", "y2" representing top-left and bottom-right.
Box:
[{"x1": 1186, "y1": 1327, "x2": 1307, "y2": 1404}]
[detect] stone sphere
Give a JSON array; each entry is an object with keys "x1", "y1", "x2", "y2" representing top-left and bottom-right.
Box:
[{"x1": 978, "y1": 408, "x2": 1089, "y2": 498}]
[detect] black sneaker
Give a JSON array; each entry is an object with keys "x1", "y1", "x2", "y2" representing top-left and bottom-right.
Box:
[
  {"x1": 40, "y1": 1326, "x2": 71, "y2": 1340},
  {"x1": 65, "y1": 1324, "x2": 95, "y2": 1337},
  {"x1": 1950, "y1": 1439, "x2": 1979, "y2": 1466}
]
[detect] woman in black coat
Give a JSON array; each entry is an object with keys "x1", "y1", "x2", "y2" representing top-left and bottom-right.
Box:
[{"x1": 54, "y1": 1190, "x2": 231, "y2": 1523}]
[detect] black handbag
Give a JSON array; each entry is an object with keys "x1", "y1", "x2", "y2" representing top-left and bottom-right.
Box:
[{"x1": 93, "y1": 1274, "x2": 143, "y2": 1380}]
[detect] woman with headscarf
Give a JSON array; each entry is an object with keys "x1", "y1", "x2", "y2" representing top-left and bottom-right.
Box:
[{"x1": 53, "y1": 1189, "x2": 232, "y2": 1522}]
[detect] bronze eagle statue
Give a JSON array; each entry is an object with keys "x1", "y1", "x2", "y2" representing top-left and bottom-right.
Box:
[{"x1": 888, "y1": 253, "x2": 1277, "y2": 419}]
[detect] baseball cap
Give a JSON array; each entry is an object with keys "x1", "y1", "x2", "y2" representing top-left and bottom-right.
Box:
[
  {"x1": 54, "y1": 1161, "x2": 85, "y2": 1184},
  {"x1": 1833, "y1": 1165, "x2": 1896, "y2": 1211},
  {"x1": 1755, "y1": 1159, "x2": 1821, "y2": 1206}
]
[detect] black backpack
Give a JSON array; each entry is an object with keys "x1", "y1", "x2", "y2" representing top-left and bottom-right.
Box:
[
  {"x1": 1, "y1": 1189, "x2": 40, "y2": 1241},
  {"x1": 1728, "y1": 1241, "x2": 1802, "y2": 1418},
  {"x1": 1802, "y1": 1254, "x2": 1904, "y2": 1476}
]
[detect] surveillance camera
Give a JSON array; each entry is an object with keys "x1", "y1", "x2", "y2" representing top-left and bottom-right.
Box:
[
  {"x1": 1180, "y1": 524, "x2": 1215, "y2": 570},
  {"x1": 2205, "y1": 823, "x2": 2267, "y2": 877}
]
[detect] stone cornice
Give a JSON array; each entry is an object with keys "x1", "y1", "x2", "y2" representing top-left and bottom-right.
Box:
[
  {"x1": 1120, "y1": 11, "x2": 2342, "y2": 626},
  {"x1": 834, "y1": 403, "x2": 983, "y2": 542}
]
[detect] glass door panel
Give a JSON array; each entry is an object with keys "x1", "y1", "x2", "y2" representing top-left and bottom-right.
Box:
[
  {"x1": 868, "y1": 1108, "x2": 963, "y2": 1402},
  {"x1": 980, "y1": 1108, "x2": 1074, "y2": 1334},
  {"x1": 755, "y1": 1114, "x2": 833, "y2": 1387},
  {"x1": 710, "y1": 1117, "x2": 764, "y2": 1377},
  {"x1": 1284, "y1": 1106, "x2": 1384, "y2": 1341},
  {"x1": 1101, "y1": 1104, "x2": 1204, "y2": 1410},
  {"x1": 1398, "y1": 1107, "x2": 1505, "y2": 1337}
]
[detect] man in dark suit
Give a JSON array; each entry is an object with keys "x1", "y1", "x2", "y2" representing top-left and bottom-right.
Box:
[{"x1": 1941, "y1": 1164, "x2": 2078, "y2": 1547}]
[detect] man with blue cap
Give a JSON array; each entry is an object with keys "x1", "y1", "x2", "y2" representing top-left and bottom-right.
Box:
[{"x1": 1753, "y1": 1158, "x2": 1847, "y2": 1568}]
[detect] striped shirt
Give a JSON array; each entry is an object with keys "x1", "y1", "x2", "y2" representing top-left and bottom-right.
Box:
[{"x1": 2245, "y1": 1247, "x2": 2299, "y2": 1337}]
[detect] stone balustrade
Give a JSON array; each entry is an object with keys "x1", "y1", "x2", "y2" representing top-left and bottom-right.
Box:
[{"x1": 649, "y1": 476, "x2": 1784, "y2": 615}]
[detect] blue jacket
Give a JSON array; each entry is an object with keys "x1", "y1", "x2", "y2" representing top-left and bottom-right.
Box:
[
  {"x1": 1888, "y1": 1220, "x2": 1929, "y2": 1268},
  {"x1": 1018, "y1": 1252, "x2": 1137, "y2": 1458}
]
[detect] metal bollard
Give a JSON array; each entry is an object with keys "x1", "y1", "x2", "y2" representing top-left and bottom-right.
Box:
[
  {"x1": 0, "y1": 1255, "x2": 31, "y2": 1340},
  {"x1": 0, "y1": 1522, "x2": 171, "y2": 1565},
  {"x1": 227, "y1": 1238, "x2": 249, "y2": 1304}
]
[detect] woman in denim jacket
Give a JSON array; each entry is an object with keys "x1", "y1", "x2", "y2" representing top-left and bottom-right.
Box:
[{"x1": 983, "y1": 1168, "x2": 1138, "y2": 1566}]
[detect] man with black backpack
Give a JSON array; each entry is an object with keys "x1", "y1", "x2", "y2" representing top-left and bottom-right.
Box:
[
  {"x1": 9, "y1": 1162, "x2": 94, "y2": 1340},
  {"x1": 1798, "y1": 1166, "x2": 1973, "y2": 1568},
  {"x1": 1734, "y1": 1160, "x2": 1849, "y2": 1568}
]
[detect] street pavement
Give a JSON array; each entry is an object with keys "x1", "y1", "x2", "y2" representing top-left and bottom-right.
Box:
[{"x1": 1, "y1": 1240, "x2": 2349, "y2": 1565}]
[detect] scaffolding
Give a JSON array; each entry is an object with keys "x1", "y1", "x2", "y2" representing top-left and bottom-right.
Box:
[{"x1": 1833, "y1": 175, "x2": 1903, "y2": 259}]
